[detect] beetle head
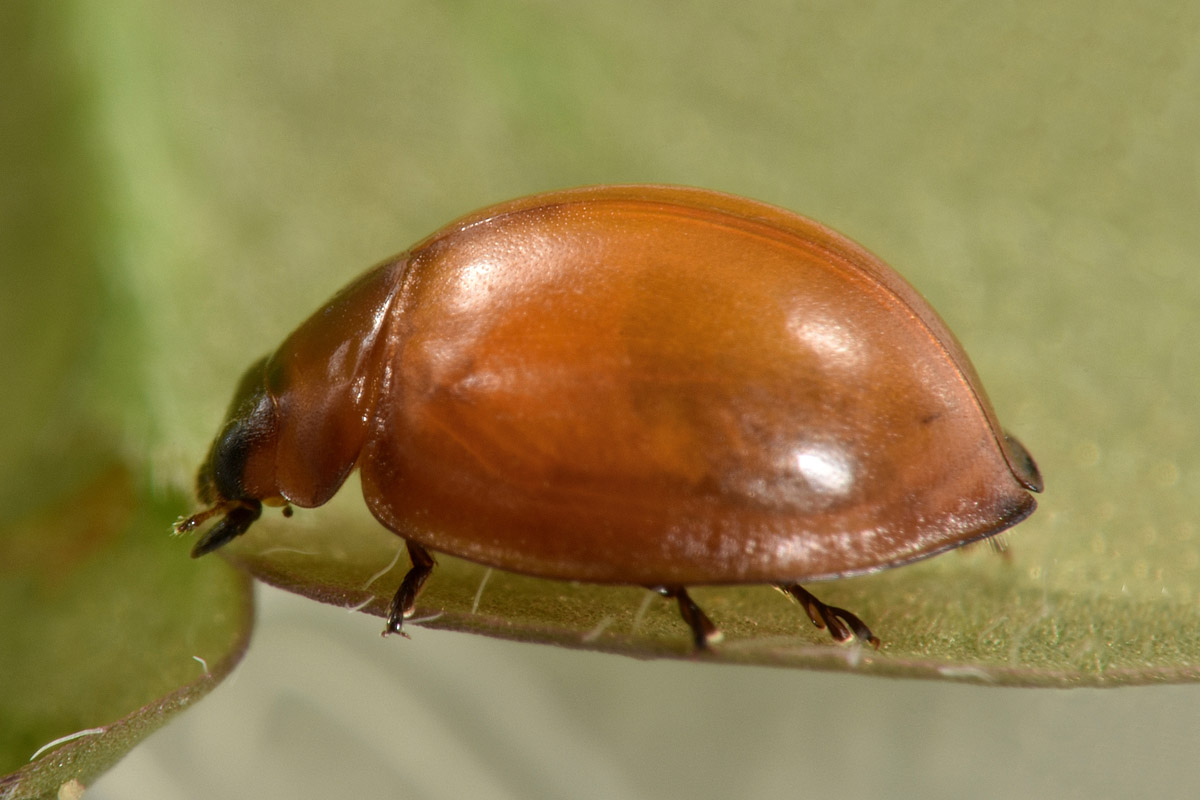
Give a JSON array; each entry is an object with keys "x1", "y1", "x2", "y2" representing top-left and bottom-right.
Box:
[{"x1": 180, "y1": 356, "x2": 281, "y2": 557}]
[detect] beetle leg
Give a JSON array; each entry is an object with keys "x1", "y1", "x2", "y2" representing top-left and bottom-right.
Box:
[
  {"x1": 384, "y1": 542, "x2": 436, "y2": 638},
  {"x1": 188, "y1": 500, "x2": 262, "y2": 558},
  {"x1": 654, "y1": 587, "x2": 723, "y2": 649},
  {"x1": 777, "y1": 584, "x2": 880, "y2": 648}
]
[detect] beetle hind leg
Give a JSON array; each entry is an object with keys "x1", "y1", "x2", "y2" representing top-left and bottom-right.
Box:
[
  {"x1": 384, "y1": 542, "x2": 436, "y2": 638},
  {"x1": 778, "y1": 584, "x2": 880, "y2": 648},
  {"x1": 654, "y1": 587, "x2": 723, "y2": 649}
]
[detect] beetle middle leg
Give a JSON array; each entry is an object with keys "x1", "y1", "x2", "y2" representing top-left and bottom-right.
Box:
[
  {"x1": 384, "y1": 541, "x2": 436, "y2": 637},
  {"x1": 777, "y1": 584, "x2": 880, "y2": 648},
  {"x1": 654, "y1": 586, "x2": 724, "y2": 649}
]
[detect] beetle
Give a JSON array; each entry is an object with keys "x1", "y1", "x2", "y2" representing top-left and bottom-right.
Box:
[{"x1": 177, "y1": 184, "x2": 1042, "y2": 650}]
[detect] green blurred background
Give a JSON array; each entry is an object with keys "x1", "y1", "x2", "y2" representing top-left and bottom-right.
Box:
[{"x1": 5, "y1": 0, "x2": 1200, "y2": 797}]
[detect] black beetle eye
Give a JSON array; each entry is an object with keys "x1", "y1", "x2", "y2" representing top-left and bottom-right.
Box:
[
  {"x1": 196, "y1": 356, "x2": 274, "y2": 504},
  {"x1": 209, "y1": 417, "x2": 255, "y2": 502}
]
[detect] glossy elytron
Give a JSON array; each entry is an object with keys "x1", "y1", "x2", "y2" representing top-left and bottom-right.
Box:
[{"x1": 178, "y1": 185, "x2": 1042, "y2": 649}]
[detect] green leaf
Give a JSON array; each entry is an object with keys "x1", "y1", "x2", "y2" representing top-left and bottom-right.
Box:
[
  {"x1": 142, "y1": 2, "x2": 1196, "y2": 688},
  {"x1": 0, "y1": 4, "x2": 253, "y2": 795},
  {"x1": 215, "y1": 482, "x2": 1198, "y2": 687},
  {"x1": 0, "y1": 468, "x2": 253, "y2": 799},
  {"x1": 5, "y1": 24, "x2": 1199, "y2": 800}
]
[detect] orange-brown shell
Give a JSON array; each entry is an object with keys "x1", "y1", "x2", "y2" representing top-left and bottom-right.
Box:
[{"x1": 275, "y1": 184, "x2": 1042, "y2": 587}]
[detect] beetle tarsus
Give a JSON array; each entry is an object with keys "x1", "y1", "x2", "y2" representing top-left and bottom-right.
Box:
[
  {"x1": 778, "y1": 584, "x2": 880, "y2": 649},
  {"x1": 384, "y1": 541, "x2": 436, "y2": 637},
  {"x1": 655, "y1": 587, "x2": 723, "y2": 650},
  {"x1": 189, "y1": 501, "x2": 263, "y2": 558}
]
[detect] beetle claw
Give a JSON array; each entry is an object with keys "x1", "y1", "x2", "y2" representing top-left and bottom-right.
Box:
[{"x1": 381, "y1": 620, "x2": 411, "y2": 640}]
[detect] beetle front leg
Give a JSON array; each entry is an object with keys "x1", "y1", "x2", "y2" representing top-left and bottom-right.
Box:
[
  {"x1": 186, "y1": 500, "x2": 263, "y2": 558},
  {"x1": 384, "y1": 541, "x2": 436, "y2": 637}
]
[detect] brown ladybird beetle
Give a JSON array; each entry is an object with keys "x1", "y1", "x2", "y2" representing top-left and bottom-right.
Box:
[{"x1": 178, "y1": 185, "x2": 1042, "y2": 650}]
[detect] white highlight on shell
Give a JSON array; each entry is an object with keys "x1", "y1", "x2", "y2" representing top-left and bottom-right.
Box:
[
  {"x1": 790, "y1": 316, "x2": 864, "y2": 368},
  {"x1": 791, "y1": 443, "x2": 854, "y2": 497}
]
